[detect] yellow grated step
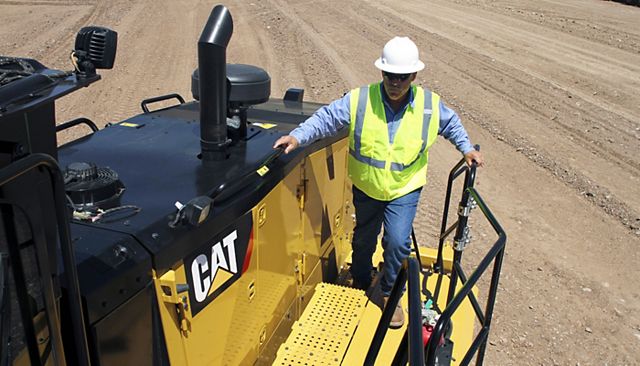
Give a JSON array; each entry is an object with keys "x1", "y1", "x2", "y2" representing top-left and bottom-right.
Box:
[{"x1": 273, "y1": 283, "x2": 367, "y2": 366}]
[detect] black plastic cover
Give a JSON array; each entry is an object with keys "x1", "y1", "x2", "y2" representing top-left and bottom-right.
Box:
[
  {"x1": 69, "y1": 224, "x2": 151, "y2": 324},
  {"x1": 90, "y1": 285, "x2": 156, "y2": 365},
  {"x1": 191, "y1": 64, "x2": 270, "y2": 105}
]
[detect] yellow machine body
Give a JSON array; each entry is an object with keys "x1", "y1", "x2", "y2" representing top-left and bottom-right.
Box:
[{"x1": 153, "y1": 140, "x2": 358, "y2": 365}]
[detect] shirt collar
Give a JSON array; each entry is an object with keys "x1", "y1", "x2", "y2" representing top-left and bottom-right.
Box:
[{"x1": 380, "y1": 82, "x2": 415, "y2": 110}]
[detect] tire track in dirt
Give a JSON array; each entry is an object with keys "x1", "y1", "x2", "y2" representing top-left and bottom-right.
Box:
[
  {"x1": 32, "y1": 1, "x2": 109, "y2": 66},
  {"x1": 251, "y1": 0, "x2": 364, "y2": 99},
  {"x1": 55, "y1": 0, "x2": 204, "y2": 137},
  {"x1": 359, "y1": 0, "x2": 640, "y2": 232},
  {"x1": 420, "y1": 1, "x2": 640, "y2": 124},
  {"x1": 233, "y1": 1, "x2": 325, "y2": 97},
  {"x1": 0, "y1": 1, "x2": 90, "y2": 5},
  {"x1": 448, "y1": 0, "x2": 640, "y2": 53},
  {"x1": 99, "y1": 0, "x2": 198, "y2": 124},
  {"x1": 227, "y1": 2, "x2": 284, "y2": 95},
  {"x1": 1, "y1": 3, "x2": 95, "y2": 63},
  {"x1": 266, "y1": 0, "x2": 360, "y2": 88},
  {"x1": 442, "y1": 57, "x2": 640, "y2": 175},
  {"x1": 440, "y1": 64, "x2": 640, "y2": 233}
]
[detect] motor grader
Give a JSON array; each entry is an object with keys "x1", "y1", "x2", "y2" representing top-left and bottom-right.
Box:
[{"x1": 0, "y1": 5, "x2": 506, "y2": 365}]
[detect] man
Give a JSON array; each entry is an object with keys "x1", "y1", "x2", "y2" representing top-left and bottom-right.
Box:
[{"x1": 274, "y1": 37, "x2": 483, "y2": 328}]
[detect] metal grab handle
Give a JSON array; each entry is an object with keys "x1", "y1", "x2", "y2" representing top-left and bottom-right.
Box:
[
  {"x1": 436, "y1": 144, "x2": 479, "y2": 273},
  {"x1": 140, "y1": 93, "x2": 185, "y2": 113},
  {"x1": 55, "y1": 117, "x2": 99, "y2": 133}
]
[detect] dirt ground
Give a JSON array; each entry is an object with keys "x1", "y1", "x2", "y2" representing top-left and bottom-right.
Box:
[{"x1": 2, "y1": 0, "x2": 639, "y2": 364}]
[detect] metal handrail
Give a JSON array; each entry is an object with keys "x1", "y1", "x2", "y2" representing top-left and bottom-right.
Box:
[
  {"x1": 55, "y1": 117, "x2": 99, "y2": 133},
  {"x1": 0, "y1": 253, "x2": 12, "y2": 366},
  {"x1": 407, "y1": 258, "x2": 425, "y2": 364},
  {"x1": 1, "y1": 205, "x2": 43, "y2": 363},
  {"x1": 358, "y1": 149, "x2": 506, "y2": 365},
  {"x1": 446, "y1": 160, "x2": 477, "y2": 306},
  {"x1": 435, "y1": 145, "x2": 479, "y2": 274},
  {"x1": 425, "y1": 187, "x2": 507, "y2": 366},
  {"x1": 140, "y1": 93, "x2": 185, "y2": 113},
  {"x1": 365, "y1": 257, "x2": 424, "y2": 366},
  {"x1": 0, "y1": 154, "x2": 91, "y2": 365},
  {"x1": 364, "y1": 262, "x2": 407, "y2": 365}
]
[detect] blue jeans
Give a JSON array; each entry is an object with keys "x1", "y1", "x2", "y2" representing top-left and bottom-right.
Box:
[{"x1": 350, "y1": 185, "x2": 421, "y2": 296}]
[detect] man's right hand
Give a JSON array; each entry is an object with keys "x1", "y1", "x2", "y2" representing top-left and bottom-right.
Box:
[
  {"x1": 464, "y1": 149, "x2": 484, "y2": 167},
  {"x1": 273, "y1": 135, "x2": 300, "y2": 154}
]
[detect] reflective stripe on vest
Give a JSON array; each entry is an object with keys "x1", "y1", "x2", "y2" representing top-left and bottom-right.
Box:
[
  {"x1": 348, "y1": 83, "x2": 440, "y2": 200},
  {"x1": 350, "y1": 86, "x2": 434, "y2": 171}
]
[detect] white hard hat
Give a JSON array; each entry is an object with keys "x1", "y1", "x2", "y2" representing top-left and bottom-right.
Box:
[{"x1": 374, "y1": 37, "x2": 425, "y2": 74}]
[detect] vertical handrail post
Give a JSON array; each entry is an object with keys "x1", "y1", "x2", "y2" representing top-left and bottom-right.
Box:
[{"x1": 407, "y1": 258, "x2": 424, "y2": 365}]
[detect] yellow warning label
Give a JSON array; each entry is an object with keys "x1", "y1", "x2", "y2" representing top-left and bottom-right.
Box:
[
  {"x1": 256, "y1": 166, "x2": 269, "y2": 176},
  {"x1": 252, "y1": 122, "x2": 277, "y2": 129},
  {"x1": 120, "y1": 122, "x2": 140, "y2": 128}
]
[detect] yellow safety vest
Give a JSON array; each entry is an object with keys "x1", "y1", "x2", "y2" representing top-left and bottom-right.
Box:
[{"x1": 348, "y1": 83, "x2": 440, "y2": 201}]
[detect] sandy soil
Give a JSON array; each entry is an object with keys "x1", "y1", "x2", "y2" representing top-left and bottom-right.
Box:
[{"x1": 2, "y1": 0, "x2": 639, "y2": 364}]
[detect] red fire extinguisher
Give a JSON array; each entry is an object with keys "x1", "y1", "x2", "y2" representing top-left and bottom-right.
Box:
[{"x1": 423, "y1": 324, "x2": 445, "y2": 347}]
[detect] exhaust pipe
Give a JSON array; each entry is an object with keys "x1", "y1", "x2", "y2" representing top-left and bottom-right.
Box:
[{"x1": 198, "y1": 5, "x2": 233, "y2": 162}]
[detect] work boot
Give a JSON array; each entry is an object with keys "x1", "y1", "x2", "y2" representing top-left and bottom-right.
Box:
[
  {"x1": 383, "y1": 297, "x2": 405, "y2": 329},
  {"x1": 351, "y1": 278, "x2": 371, "y2": 291},
  {"x1": 349, "y1": 270, "x2": 373, "y2": 291}
]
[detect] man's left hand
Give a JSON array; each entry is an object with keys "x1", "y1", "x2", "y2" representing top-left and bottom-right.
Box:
[{"x1": 464, "y1": 150, "x2": 484, "y2": 167}]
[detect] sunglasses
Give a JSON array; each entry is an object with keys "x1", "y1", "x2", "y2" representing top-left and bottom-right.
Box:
[{"x1": 383, "y1": 71, "x2": 411, "y2": 81}]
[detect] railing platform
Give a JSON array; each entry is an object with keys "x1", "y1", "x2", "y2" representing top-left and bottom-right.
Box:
[{"x1": 273, "y1": 263, "x2": 477, "y2": 366}]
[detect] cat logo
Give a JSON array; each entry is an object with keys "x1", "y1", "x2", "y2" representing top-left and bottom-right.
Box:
[
  {"x1": 191, "y1": 230, "x2": 238, "y2": 303},
  {"x1": 185, "y1": 213, "x2": 252, "y2": 316}
]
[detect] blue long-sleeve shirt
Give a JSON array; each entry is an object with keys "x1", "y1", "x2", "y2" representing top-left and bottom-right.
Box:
[{"x1": 290, "y1": 84, "x2": 474, "y2": 155}]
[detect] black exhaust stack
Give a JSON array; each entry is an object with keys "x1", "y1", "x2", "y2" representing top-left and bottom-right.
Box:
[{"x1": 198, "y1": 5, "x2": 233, "y2": 162}]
